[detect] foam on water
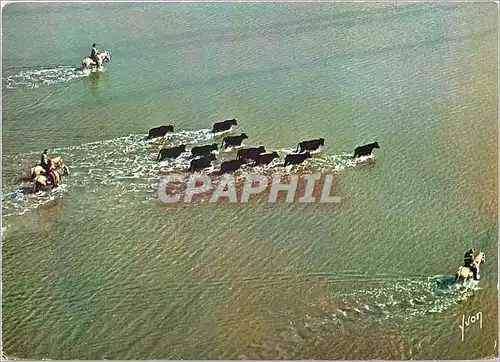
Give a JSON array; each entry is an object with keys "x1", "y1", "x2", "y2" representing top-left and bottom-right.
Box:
[
  {"x1": 235, "y1": 148, "x2": 374, "y2": 175},
  {"x1": 2, "y1": 130, "x2": 378, "y2": 217},
  {"x1": 243, "y1": 273, "x2": 481, "y2": 359},
  {"x1": 2, "y1": 184, "x2": 68, "y2": 218},
  {"x1": 212, "y1": 126, "x2": 236, "y2": 137},
  {"x1": 81, "y1": 66, "x2": 106, "y2": 76},
  {"x1": 2, "y1": 130, "x2": 214, "y2": 216},
  {"x1": 333, "y1": 274, "x2": 479, "y2": 320},
  {"x1": 2, "y1": 65, "x2": 98, "y2": 89},
  {"x1": 219, "y1": 144, "x2": 246, "y2": 153}
]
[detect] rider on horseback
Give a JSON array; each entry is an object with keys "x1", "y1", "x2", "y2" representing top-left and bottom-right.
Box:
[
  {"x1": 39, "y1": 149, "x2": 58, "y2": 188},
  {"x1": 41, "y1": 149, "x2": 50, "y2": 169},
  {"x1": 464, "y1": 248, "x2": 474, "y2": 265},
  {"x1": 464, "y1": 248, "x2": 479, "y2": 280},
  {"x1": 91, "y1": 43, "x2": 99, "y2": 64},
  {"x1": 45, "y1": 159, "x2": 58, "y2": 189}
]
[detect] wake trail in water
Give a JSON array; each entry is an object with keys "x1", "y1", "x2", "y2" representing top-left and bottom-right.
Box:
[
  {"x1": 332, "y1": 274, "x2": 479, "y2": 318},
  {"x1": 239, "y1": 273, "x2": 481, "y2": 359},
  {"x1": 2, "y1": 65, "x2": 101, "y2": 89},
  {"x1": 2, "y1": 130, "x2": 213, "y2": 216},
  {"x1": 2, "y1": 130, "x2": 375, "y2": 217}
]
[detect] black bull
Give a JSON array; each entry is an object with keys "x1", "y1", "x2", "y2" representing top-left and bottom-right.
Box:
[
  {"x1": 212, "y1": 119, "x2": 237, "y2": 133},
  {"x1": 296, "y1": 138, "x2": 325, "y2": 153},
  {"x1": 353, "y1": 142, "x2": 380, "y2": 158},
  {"x1": 190, "y1": 143, "x2": 218, "y2": 159},
  {"x1": 188, "y1": 154, "x2": 217, "y2": 172},
  {"x1": 284, "y1": 152, "x2": 311, "y2": 166},
  {"x1": 220, "y1": 159, "x2": 246, "y2": 174},
  {"x1": 236, "y1": 146, "x2": 266, "y2": 161},
  {"x1": 157, "y1": 145, "x2": 186, "y2": 162},
  {"x1": 252, "y1": 152, "x2": 279, "y2": 166},
  {"x1": 147, "y1": 125, "x2": 174, "y2": 140},
  {"x1": 221, "y1": 133, "x2": 248, "y2": 149}
]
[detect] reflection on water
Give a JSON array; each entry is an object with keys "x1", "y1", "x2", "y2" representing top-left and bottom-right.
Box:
[{"x1": 87, "y1": 70, "x2": 106, "y2": 95}]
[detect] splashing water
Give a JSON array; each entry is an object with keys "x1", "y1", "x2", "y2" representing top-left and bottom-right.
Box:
[
  {"x1": 2, "y1": 65, "x2": 98, "y2": 89},
  {"x1": 333, "y1": 274, "x2": 480, "y2": 320},
  {"x1": 2, "y1": 130, "x2": 377, "y2": 217},
  {"x1": 239, "y1": 273, "x2": 481, "y2": 360}
]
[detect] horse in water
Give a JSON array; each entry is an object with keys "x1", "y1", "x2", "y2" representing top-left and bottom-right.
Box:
[
  {"x1": 29, "y1": 156, "x2": 69, "y2": 180},
  {"x1": 456, "y1": 251, "x2": 486, "y2": 282},
  {"x1": 33, "y1": 171, "x2": 62, "y2": 192},
  {"x1": 82, "y1": 50, "x2": 110, "y2": 69},
  {"x1": 28, "y1": 156, "x2": 69, "y2": 192}
]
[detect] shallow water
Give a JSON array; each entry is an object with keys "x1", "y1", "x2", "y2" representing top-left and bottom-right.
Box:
[{"x1": 2, "y1": 2, "x2": 498, "y2": 360}]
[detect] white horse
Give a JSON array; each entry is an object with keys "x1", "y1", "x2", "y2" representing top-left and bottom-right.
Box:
[
  {"x1": 82, "y1": 50, "x2": 110, "y2": 69},
  {"x1": 456, "y1": 251, "x2": 485, "y2": 282}
]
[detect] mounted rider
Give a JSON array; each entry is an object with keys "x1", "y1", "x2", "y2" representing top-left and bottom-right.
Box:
[
  {"x1": 40, "y1": 149, "x2": 50, "y2": 169},
  {"x1": 90, "y1": 43, "x2": 99, "y2": 64},
  {"x1": 463, "y1": 248, "x2": 479, "y2": 280},
  {"x1": 38, "y1": 149, "x2": 58, "y2": 188},
  {"x1": 45, "y1": 159, "x2": 58, "y2": 188}
]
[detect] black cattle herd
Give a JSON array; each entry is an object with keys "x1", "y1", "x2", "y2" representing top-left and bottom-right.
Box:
[{"x1": 147, "y1": 119, "x2": 380, "y2": 174}]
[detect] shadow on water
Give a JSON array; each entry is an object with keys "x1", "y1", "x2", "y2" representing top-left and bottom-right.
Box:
[
  {"x1": 434, "y1": 274, "x2": 458, "y2": 289},
  {"x1": 7, "y1": 186, "x2": 35, "y2": 196},
  {"x1": 17, "y1": 174, "x2": 32, "y2": 183}
]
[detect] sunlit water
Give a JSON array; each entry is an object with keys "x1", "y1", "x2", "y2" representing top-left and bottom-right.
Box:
[{"x1": 2, "y1": 2, "x2": 498, "y2": 360}]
